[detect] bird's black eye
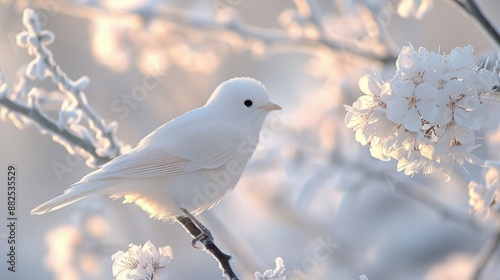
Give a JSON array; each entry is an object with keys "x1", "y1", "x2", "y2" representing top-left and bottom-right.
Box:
[{"x1": 244, "y1": 99, "x2": 253, "y2": 107}]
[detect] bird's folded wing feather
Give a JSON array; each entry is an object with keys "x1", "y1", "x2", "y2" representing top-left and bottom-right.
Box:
[{"x1": 81, "y1": 119, "x2": 243, "y2": 182}]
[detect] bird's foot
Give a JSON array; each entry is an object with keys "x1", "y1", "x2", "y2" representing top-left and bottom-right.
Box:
[
  {"x1": 180, "y1": 208, "x2": 213, "y2": 249},
  {"x1": 191, "y1": 231, "x2": 213, "y2": 249}
]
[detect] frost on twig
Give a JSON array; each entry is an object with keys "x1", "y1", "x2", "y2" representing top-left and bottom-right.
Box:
[
  {"x1": 254, "y1": 257, "x2": 286, "y2": 280},
  {"x1": 0, "y1": 8, "x2": 126, "y2": 167}
]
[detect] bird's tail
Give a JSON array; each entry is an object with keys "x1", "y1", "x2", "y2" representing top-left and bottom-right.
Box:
[{"x1": 30, "y1": 181, "x2": 107, "y2": 215}]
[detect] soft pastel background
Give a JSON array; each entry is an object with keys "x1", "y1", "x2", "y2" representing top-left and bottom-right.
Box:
[{"x1": 0, "y1": 0, "x2": 499, "y2": 279}]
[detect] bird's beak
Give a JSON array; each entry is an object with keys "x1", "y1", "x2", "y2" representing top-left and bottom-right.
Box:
[{"x1": 259, "y1": 101, "x2": 282, "y2": 111}]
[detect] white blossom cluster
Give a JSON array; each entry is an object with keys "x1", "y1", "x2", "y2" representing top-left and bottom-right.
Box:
[
  {"x1": 345, "y1": 44, "x2": 499, "y2": 180},
  {"x1": 112, "y1": 240, "x2": 173, "y2": 280},
  {"x1": 468, "y1": 161, "x2": 500, "y2": 220}
]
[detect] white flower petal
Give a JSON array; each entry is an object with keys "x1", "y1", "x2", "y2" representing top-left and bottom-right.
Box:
[
  {"x1": 403, "y1": 108, "x2": 422, "y2": 132},
  {"x1": 359, "y1": 74, "x2": 382, "y2": 96},
  {"x1": 357, "y1": 95, "x2": 378, "y2": 109},
  {"x1": 450, "y1": 125, "x2": 475, "y2": 146},
  {"x1": 396, "y1": 45, "x2": 416, "y2": 69},
  {"x1": 355, "y1": 129, "x2": 371, "y2": 145},
  {"x1": 446, "y1": 45, "x2": 474, "y2": 70},
  {"x1": 444, "y1": 68, "x2": 476, "y2": 82},
  {"x1": 153, "y1": 268, "x2": 170, "y2": 280},
  {"x1": 478, "y1": 70, "x2": 499, "y2": 91},
  {"x1": 434, "y1": 90, "x2": 450, "y2": 106},
  {"x1": 142, "y1": 240, "x2": 158, "y2": 259},
  {"x1": 423, "y1": 52, "x2": 444, "y2": 87},
  {"x1": 368, "y1": 109, "x2": 396, "y2": 139},
  {"x1": 415, "y1": 82, "x2": 437, "y2": 100},
  {"x1": 158, "y1": 246, "x2": 174, "y2": 259},
  {"x1": 442, "y1": 80, "x2": 464, "y2": 99},
  {"x1": 392, "y1": 80, "x2": 415, "y2": 97},
  {"x1": 454, "y1": 109, "x2": 469, "y2": 128},
  {"x1": 417, "y1": 100, "x2": 438, "y2": 122},
  {"x1": 370, "y1": 144, "x2": 392, "y2": 161},
  {"x1": 420, "y1": 144, "x2": 435, "y2": 160},
  {"x1": 386, "y1": 96, "x2": 409, "y2": 122},
  {"x1": 437, "y1": 106, "x2": 453, "y2": 125},
  {"x1": 459, "y1": 95, "x2": 479, "y2": 110}
]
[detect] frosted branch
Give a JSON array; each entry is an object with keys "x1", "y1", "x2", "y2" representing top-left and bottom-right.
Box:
[
  {"x1": 0, "y1": 95, "x2": 111, "y2": 165},
  {"x1": 0, "y1": 8, "x2": 124, "y2": 167}
]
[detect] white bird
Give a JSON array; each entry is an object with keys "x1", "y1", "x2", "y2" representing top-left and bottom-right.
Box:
[{"x1": 31, "y1": 77, "x2": 281, "y2": 223}]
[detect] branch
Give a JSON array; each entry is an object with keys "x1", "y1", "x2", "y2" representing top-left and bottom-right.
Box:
[
  {"x1": 2, "y1": 9, "x2": 243, "y2": 279},
  {"x1": 0, "y1": 95, "x2": 113, "y2": 165},
  {"x1": 470, "y1": 225, "x2": 500, "y2": 280},
  {"x1": 451, "y1": 0, "x2": 500, "y2": 48},
  {"x1": 0, "y1": 8, "x2": 123, "y2": 167},
  {"x1": 176, "y1": 216, "x2": 239, "y2": 280}
]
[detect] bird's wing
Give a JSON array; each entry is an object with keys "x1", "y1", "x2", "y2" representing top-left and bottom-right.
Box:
[{"x1": 81, "y1": 118, "x2": 244, "y2": 182}]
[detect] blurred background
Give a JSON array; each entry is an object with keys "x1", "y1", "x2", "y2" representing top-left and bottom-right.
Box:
[{"x1": 0, "y1": 0, "x2": 500, "y2": 279}]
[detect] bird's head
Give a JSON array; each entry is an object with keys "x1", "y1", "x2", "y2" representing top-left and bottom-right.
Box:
[{"x1": 205, "y1": 77, "x2": 281, "y2": 127}]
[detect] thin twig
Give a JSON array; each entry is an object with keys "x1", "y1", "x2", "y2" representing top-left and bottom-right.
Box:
[
  {"x1": 0, "y1": 95, "x2": 113, "y2": 165},
  {"x1": 40, "y1": 49, "x2": 122, "y2": 159},
  {"x1": 176, "y1": 216, "x2": 239, "y2": 280},
  {"x1": 451, "y1": 0, "x2": 500, "y2": 48}
]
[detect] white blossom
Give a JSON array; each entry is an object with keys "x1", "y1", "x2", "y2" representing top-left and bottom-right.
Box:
[
  {"x1": 345, "y1": 44, "x2": 499, "y2": 180},
  {"x1": 382, "y1": 80, "x2": 438, "y2": 132},
  {"x1": 468, "y1": 161, "x2": 500, "y2": 220},
  {"x1": 255, "y1": 257, "x2": 286, "y2": 280},
  {"x1": 112, "y1": 240, "x2": 172, "y2": 280}
]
